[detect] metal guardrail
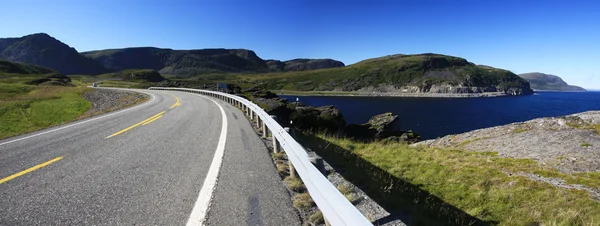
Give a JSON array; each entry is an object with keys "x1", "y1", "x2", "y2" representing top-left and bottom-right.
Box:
[{"x1": 149, "y1": 87, "x2": 372, "y2": 226}]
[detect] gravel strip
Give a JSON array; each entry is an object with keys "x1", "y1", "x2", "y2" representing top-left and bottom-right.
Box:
[{"x1": 81, "y1": 89, "x2": 149, "y2": 118}]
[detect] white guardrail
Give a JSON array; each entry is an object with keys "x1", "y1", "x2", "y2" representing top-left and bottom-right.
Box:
[{"x1": 149, "y1": 87, "x2": 372, "y2": 226}]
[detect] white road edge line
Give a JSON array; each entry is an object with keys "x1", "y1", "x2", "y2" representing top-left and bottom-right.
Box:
[
  {"x1": 0, "y1": 90, "x2": 156, "y2": 147},
  {"x1": 186, "y1": 94, "x2": 228, "y2": 226}
]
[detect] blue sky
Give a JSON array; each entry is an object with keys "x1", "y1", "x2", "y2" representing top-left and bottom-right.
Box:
[{"x1": 1, "y1": 0, "x2": 599, "y2": 88}]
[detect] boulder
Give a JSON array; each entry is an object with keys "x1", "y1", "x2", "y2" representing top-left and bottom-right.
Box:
[
  {"x1": 252, "y1": 97, "x2": 290, "y2": 119},
  {"x1": 346, "y1": 112, "x2": 420, "y2": 142},
  {"x1": 290, "y1": 105, "x2": 346, "y2": 134}
]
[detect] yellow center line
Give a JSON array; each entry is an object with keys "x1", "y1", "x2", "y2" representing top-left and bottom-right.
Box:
[
  {"x1": 142, "y1": 115, "x2": 163, "y2": 125},
  {"x1": 0, "y1": 156, "x2": 63, "y2": 185},
  {"x1": 166, "y1": 93, "x2": 181, "y2": 109},
  {"x1": 105, "y1": 111, "x2": 165, "y2": 138},
  {"x1": 169, "y1": 97, "x2": 181, "y2": 109}
]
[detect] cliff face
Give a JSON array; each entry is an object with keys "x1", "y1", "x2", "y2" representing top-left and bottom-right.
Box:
[
  {"x1": 0, "y1": 33, "x2": 107, "y2": 75},
  {"x1": 519, "y1": 73, "x2": 586, "y2": 91}
]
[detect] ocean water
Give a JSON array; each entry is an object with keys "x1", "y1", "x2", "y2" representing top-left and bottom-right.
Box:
[{"x1": 280, "y1": 92, "x2": 600, "y2": 140}]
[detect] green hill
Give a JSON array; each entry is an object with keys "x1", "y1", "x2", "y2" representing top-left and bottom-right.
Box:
[
  {"x1": 519, "y1": 72, "x2": 586, "y2": 91},
  {"x1": 0, "y1": 60, "x2": 57, "y2": 75},
  {"x1": 266, "y1": 58, "x2": 345, "y2": 71},
  {"x1": 241, "y1": 53, "x2": 533, "y2": 96}
]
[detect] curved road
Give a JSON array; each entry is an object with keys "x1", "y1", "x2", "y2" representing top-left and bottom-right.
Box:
[{"x1": 0, "y1": 89, "x2": 300, "y2": 225}]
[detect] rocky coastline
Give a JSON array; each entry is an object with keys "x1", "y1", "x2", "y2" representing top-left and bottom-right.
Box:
[{"x1": 240, "y1": 88, "x2": 421, "y2": 143}]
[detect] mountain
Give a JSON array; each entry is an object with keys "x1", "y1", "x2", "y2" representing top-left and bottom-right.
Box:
[
  {"x1": 519, "y1": 73, "x2": 586, "y2": 91},
  {"x1": 82, "y1": 48, "x2": 345, "y2": 78},
  {"x1": 266, "y1": 59, "x2": 345, "y2": 71},
  {"x1": 0, "y1": 33, "x2": 107, "y2": 75},
  {"x1": 250, "y1": 53, "x2": 534, "y2": 96},
  {"x1": 82, "y1": 47, "x2": 272, "y2": 77},
  {"x1": 0, "y1": 33, "x2": 347, "y2": 77}
]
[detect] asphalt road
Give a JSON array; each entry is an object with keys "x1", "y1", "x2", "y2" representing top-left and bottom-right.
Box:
[{"x1": 0, "y1": 89, "x2": 300, "y2": 225}]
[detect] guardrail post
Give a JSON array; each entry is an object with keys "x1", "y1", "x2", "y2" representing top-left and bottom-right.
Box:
[
  {"x1": 283, "y1": 127, "x2": 298, "y2": 178},
  {"x1": 272, "y1": 136, "x2": 280, "y2": 153},
  {"x1": 314, "y1": 156, "x2": 325, "y2": 175},
  {"x1": 262, "y1": 120, "x2": 267, "y2": 138},
  {"x1": 289, "y1": 160, "x2": 298, "y2": 178},
  {"x1": 256, "y1": 116, "x2": 261, "y2": 128}
]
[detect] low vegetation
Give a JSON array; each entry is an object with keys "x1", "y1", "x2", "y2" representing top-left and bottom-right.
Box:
[
  {"x1": 0, "y1": 84, "x2": 91, "y2": 139},
  {"x1": 284, "y1": 176, "x2": 306, "y2": 192},
  {"x1": 0, "y1": 60, "x2": 150, "y2": 139},
  {"x1": 293, "y1": 193, "x2": 315, "y2": 210},
  {"x1": 307, "y1": 210, "x2": 325, "y2": 225},
  {"x1": 306, "y1": 134, "x2": 600, "y2": 225}
]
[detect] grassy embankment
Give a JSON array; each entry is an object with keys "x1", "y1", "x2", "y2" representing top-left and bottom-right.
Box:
[
  {"x1": 0, "y1": 62, "x2": 151, "y2": 139},
  {"x1": 299, "y1": 134, "x2": 600, "y2": 225},
  {"x1": 0, "y1": 74, "x2": 91, "y2": 139}
]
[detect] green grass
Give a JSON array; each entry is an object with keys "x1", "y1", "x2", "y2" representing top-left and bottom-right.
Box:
[
  {"x1": 317, "y1": 135, "x2": 600, "y2": 225},
  {"x1": 581, "y1": 142, "x2": 592, "y2": 147},
  {"x1": 0, "y1": 85, "x2": 91, "y2": 139},
  {"x1": 0, "y1": 69, "x2": 152, "y2": 139}
]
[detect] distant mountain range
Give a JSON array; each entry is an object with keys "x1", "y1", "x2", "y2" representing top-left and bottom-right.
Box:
[
  {"x1": 0, "y1": 33, "x2": 534, "y2": 96},
  {"x1": 0, "y1": 33, "x2": 345, "y2": 77},
  {"x1": 518, "y1": 73, "x2": 586, "y2": 91}
]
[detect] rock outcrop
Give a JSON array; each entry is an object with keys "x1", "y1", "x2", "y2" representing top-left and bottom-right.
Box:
[
  {"x1": 243, "y1": 89, "x2": 421, "y2": 142},
  {"x1": 290, "y1": 105, "x2": 347, "y2": 134},
  {"x1": 346, "y1": 112, "x2": 420, "y2": 142}
]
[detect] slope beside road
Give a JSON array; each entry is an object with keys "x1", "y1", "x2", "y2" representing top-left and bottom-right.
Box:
[{"x1": 0, "y1": 89, "x2": 299, "y2": 225}]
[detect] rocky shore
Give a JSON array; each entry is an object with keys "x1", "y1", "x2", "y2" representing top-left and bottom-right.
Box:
[
  {"x1": 242, "y1": 88, "x2": 420, "y2": 142},
  {"x1": 279, "y1": 90, "x2": 508, "y2": 98},
  {"x1": 413, "y1": 111, "x2": 600, "y2": 174}
]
